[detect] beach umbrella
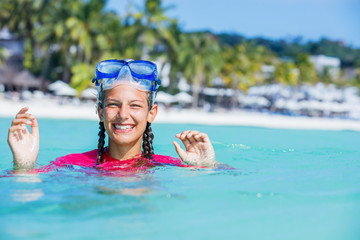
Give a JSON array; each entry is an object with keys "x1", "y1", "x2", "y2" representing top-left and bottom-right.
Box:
[
  {"x1": 274, "y1": 99, "x2": 287, "y2": 109},
  {"x1": 48, "y1": 80, "x2": 77, "y2": 96},
  {"x1": 301, "y1": 100, "x2": 323, "y2": 111},
  {"x1": 20, "y1": 90, "x2": 32, "y2": 100},
  {"x1": 203, "y1": 88, "x2": 218, "y2": 96},
  {"x1": 155, "y1": 91, "x2": 175, "y2": 104},
  {"x1": 174, "y1": 92, "x2": 193, "y2": 103},
  {"x1": 248, "y1": 86, "x2": 261, "y2": 95},
  {"x1": 237, "y1": 93, "x2": 247, "y2": 104},
  {"x1": 241, "y1": 96, "x2": 269, "y2": 107},
  {"x1": 80, "y1": 88, "x2": 97, "y2": 99},
  {"x1": 255, "y1": 96, "x2": 270, "y2": 107},
  {"x1": 54, "y1": 85, "x2": 77, "y2": 96},
  {"x1": 327, "y1": 102, "x2": 348, "y2": 113},
  {"x1": 13, "y1": 70, "x2": 41, "y2": 89},
  {"x1": 33, "y1": 90, "x2": 45, "y2": 99},
  {"x1": 0, "y1": 66, "x2": 17, "y2": 86},
  {"x1": 48, "y1": 80, "x2": 70, "y2": 92},
  {"x1": 285, "y1": 100, "x2": 300, "y2": 111},
  {"x1": 224, "y1": 88, "x2": 235, "y2": 97}
]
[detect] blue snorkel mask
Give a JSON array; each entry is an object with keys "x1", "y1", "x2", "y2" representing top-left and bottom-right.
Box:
[{"x1": 92, "y1": 59, "x2": 161, "y2": 107}]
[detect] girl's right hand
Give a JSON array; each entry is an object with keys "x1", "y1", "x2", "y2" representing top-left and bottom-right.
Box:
[{"x1": 7, "y1": 107, "x2": 39, "y2": 169}]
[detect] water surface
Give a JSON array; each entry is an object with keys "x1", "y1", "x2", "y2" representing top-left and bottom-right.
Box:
[{"x1": 0, "y1": 118, "x2": 359, "y2": 240}]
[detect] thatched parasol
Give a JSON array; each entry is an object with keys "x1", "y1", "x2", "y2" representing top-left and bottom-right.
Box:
[
  {"x1": 13, "y1": 70, "x2": 41, "y2": 89},
  {"x1": 0, "y1": 65, "x2": 17, "y2": 85}
]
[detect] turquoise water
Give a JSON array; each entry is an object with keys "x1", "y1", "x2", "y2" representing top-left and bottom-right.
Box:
[{"x1": 0, "y1": 117, "x2": 359, "y2": 240}]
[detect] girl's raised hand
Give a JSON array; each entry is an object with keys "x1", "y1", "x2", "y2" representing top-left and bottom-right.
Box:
[
  {"x1": 7, "y1": 107, "x2": 39, "y2": 169},
  {"x1": 173, "y1": 130, "x2": 217, "y2": 167}
]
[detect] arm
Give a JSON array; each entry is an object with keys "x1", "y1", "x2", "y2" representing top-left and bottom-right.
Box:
[
  {"x1": 7, "y1": 107, "x2": 39, "y2": 169},
  {"x1": 173, "y1": 130, "x2": 219, "y2": 168}
]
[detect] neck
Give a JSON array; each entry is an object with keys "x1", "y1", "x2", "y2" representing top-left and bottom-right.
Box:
[{"x1": 107, "y1": 137, "x2": 142, "y2": 160}]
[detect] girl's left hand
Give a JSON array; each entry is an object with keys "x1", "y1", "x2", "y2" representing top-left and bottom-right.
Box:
[{"x1": 173, "y1": 130, "x2": 217, "y2": 167}]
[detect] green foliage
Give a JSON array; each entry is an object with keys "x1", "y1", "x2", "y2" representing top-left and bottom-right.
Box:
[
  {"x1": 177, "y1": 32, "x2": 223, "y2": 106},
  {"x1": 274, "y1": 62, "x2": 299, "y2": 86},
  {"x1": 70, "y1": 63, "x2": 95, "y2": 94},
  {"x1": 353, "y1": 69, "x2": 360, "y2": 88},
  {"x1": 295, "y1": 54, "x2": 318, "y2": 84},
  {"x1": 0, "y1": 47, "x2": 10, "y2": 64},
  {"x1": 1, "y1": 0, "x2": 359, "y2": 93},
  {"x1": 219, "y1": 34, "x2": 360, "y2": 68}
]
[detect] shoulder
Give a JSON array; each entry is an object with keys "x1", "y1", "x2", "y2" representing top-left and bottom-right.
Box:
[{"x1": 51, "y1": 149, "x2": 98, "y2": 167}]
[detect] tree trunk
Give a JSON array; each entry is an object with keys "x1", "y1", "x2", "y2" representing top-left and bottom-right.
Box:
[
  {"x1": 192, "y1": 85, "x2": 200, "y2": 108},
  {"x1": 230, "y1": 74, "x2": 240, "y2": 109},
  {"x1": 40, "y1": 47, "x2": 51, "y2": 91},
  {"x1": 62, "y1": 50, "x2": 71, "y2": 83},
  {"x1": 167, "y1": 67, "x2": 178, "y2": 94}
]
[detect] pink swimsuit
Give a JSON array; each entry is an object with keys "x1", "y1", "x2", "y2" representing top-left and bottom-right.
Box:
[{"x1": 33, "y1": 149, "x2": 191, "y2": 173}]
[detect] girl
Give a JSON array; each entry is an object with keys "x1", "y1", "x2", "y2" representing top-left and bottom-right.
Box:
[{"x1": 7, "y1": 59, "x2": 218, "y2": 172}]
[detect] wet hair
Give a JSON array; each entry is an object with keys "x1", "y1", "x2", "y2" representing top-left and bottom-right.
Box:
[
  {"x1": 142, "y1": 121, "x2": 154, "y2": 159},
  {"x1": 96, "y1": 89, "x2": 155, "y2": 165},
  {"x1": 96, "y1": 121, "x2": 106, "y2": 165}
]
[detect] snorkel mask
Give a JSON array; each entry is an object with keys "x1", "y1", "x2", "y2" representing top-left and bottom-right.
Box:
[{"x1": 92, "y1": 59, "x2": 161, "y2": 107}]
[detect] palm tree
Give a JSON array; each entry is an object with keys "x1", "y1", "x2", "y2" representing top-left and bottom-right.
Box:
[
  {"x1": 35, "y1": 0, "x2": 81, "y2": 83},
  {"x1": 160, "y1": 22, "x2": 182, "y2": 94},
  {"x1": 36, "y1": 0, "x2": 114, "y2": 84},
  {"x1": 274, "y1": 61, "x2": 299, "y2": 86},
  {"x1": 0, "y1": 0, "x2": 50, "y2": 69},
  {"x1": 296, "y1": 53, "x2": 318, "y2": 85},
  {"x1": 221, "y1": 43, "x2": 274, "y2": 108},
  {"x1": 65, "y1": 0, "x2": 111, "y2": 63},
  {"x1": 130, "y1": 0, "x2": 177, "y2": 59},
  {"x1": 178, "y1": 32, "x2": 223, "y2": 108}
]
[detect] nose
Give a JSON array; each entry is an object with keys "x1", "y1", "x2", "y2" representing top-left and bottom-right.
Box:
[{"x1": 117, "y1": 104, "x2": 130, "y2": 120}]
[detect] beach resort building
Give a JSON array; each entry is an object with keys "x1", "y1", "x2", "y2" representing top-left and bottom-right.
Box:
[{"x1": 309, "y1": 55, "x2": 341, "y2": 79}]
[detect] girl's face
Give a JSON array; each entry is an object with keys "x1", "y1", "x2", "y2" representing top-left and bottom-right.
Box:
[{"x1": 98, "y1": 84, "x2": 157, "y2": 147}]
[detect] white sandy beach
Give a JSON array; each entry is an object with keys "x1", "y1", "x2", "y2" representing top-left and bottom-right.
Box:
[{"x1": 1, "y1": 97, "x2": 360, "y2": 131}]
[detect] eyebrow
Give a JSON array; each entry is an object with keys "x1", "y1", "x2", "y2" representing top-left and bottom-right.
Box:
[{"x1": 106, "y1": 98, "x2": 145, "y2": 103}]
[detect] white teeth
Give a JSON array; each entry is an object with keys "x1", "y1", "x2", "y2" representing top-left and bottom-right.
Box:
[{"x1": 114, "y1": 124, "x2": 133, "y2": 130}]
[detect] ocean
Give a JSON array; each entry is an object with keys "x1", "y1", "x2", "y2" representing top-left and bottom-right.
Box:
[{"x1": 0, "y1": 118, "x2": 359, "y2": 240}]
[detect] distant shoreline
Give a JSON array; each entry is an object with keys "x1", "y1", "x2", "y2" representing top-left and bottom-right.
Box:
[{"x1": 1, "y1": 97, "x2": 360, "y2": 131}]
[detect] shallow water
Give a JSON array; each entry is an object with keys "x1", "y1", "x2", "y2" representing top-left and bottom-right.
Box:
[{"x1": 0, "y1": 118, "x2": 359, "y2": 240}]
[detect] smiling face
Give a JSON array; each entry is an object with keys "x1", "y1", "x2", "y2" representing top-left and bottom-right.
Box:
[{"x1": 98, "y1": 84, "x2": 157, "y2": 151}]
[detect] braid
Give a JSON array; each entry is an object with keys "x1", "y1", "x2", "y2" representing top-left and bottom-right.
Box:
[
  {"x1": 97, "y1": 121, "x2": 106, "y2": 165},
  {"x1": 142, "y1": 122, "x2": 154, "y2": 159}
]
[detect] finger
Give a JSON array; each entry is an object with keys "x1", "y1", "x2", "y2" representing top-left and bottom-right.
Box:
[
  {"x1": 194, "y1": 134, "x2": 204, "y2": 142},
  {"x1": 176, "y1": 131, "x2": 191, "y2": 147},
  {"x1": 17, "y1": 106, "x2": 29, "y2": 115},
  {"x1": 181, "y1": 135, "x2": 192, "y2": 148},
  {"x1": 186, "y1": 130, "x2": 199, "y2": 137},
  {"x1": 195, "y1": 133, "x2": 210, "y2": 143},
  {"x1": 20, "y1": 128, "x2": 29, "y2": 139},
  {"x1": 186, "y1": 133, "x2": 196, "y2": 143},
  {"x1": 15, "y1": 113, "x2": 33, "y2": 120},
  {"x1": 186, "y1": 131, "x2": 199, "y2": 144},
  {"x1": 30, "y1": 117, "x2": 39, "y2": 138},
  {"x1": 173, "y1": 141, "x2": 187, "y2": 161},
  {"x1": 178, "y1": 130, "x2": 191, "y2": 140},
  {"x1": 11, "y1": 118, "x2": 33, "y2": 126},
  {"x1": 9, "y1": 125, "x2": 27, "y2": 134},
  {"x1": 8, "y1": 126, "x2": 25, "y2": 142}
]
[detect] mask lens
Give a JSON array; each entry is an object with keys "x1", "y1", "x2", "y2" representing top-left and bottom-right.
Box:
[
  {"x1": 98, "y1": 61, "x2": 125, "y2": 74},
  {"x1": 94, "y1": 59, "x2": 160, "y2": 93},
  {"x1": 129, "y1": 61, "x2": 155, "y2": 76}
]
